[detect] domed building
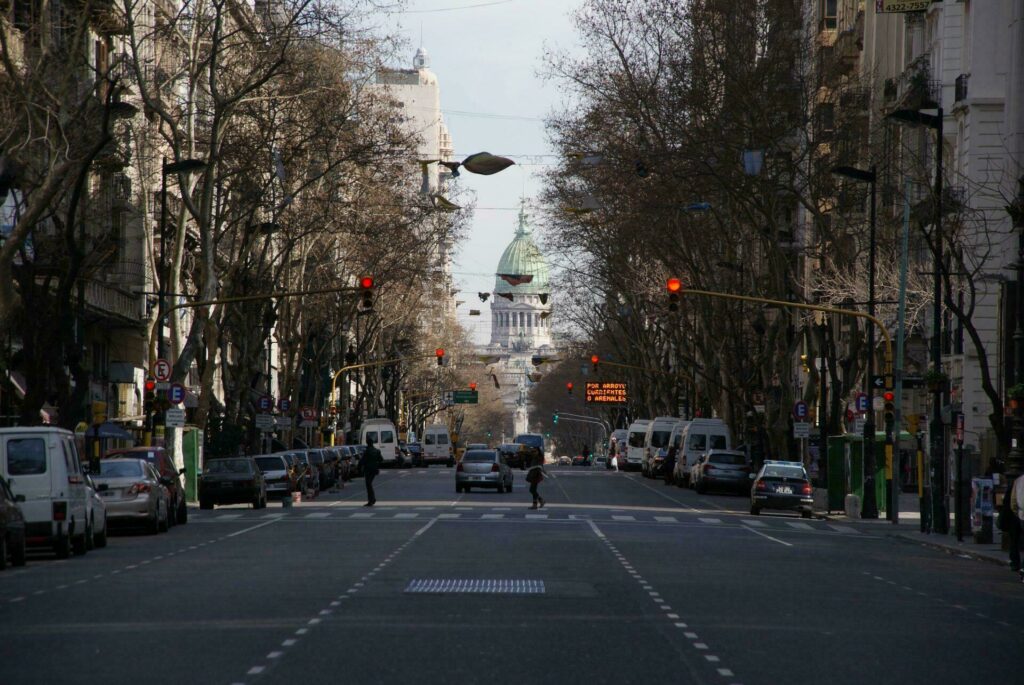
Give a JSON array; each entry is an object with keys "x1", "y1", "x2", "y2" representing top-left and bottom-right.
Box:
[{"x1": 479, "y1": 207, "x2": 558, "y2": 435}]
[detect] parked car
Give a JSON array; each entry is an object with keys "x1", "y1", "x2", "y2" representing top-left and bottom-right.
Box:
[
  {"x1": 83, "y1": 473, "x2": 109, "y2": 549},
  {"x1": 306, "y1": 449, "x2": 331, "y2": 488},
  {"x1": 455, "y1": 450, "x2": 513, "y2": 493},
  {"x1": 0, "y1": 474, "x2": 27, "y2": 569},
  {"x1": 592, "y1": 456, "x2": 608, "y2": 469},
  {"x1": 406, "y1": 442, "x2": 423, "y2": 467},
  {"x1": 106, "y1": 447, "x2": 188, "y2": 525},
  {"x1": 466, "y1": 443, "x2": 488, "y2": 451},
  {"x1": 198, "y1": 457, "x2": 267, "y2": 509},
  {"x1": 692, "y1": 450, "x2": 751, "y2": 494},
  {"x1": 254, "y1": 454, "x2": 293, "y2": 500},
  {"x1": 337, "y1": 445, "x2": 357, "y2": 479},
  {"x1": 422, "y1": 425, "x2": 455, "y2": 466},
  {"x1": 677, "y1": 419, "x2": 731, "y2": 486},
  {"x1": 0, "y1": 427, "x2": 90, "y2": 558},
  {"x1": 750, "y1": 460, "x2": 814, "y2": 518},
  {"x1": 572, "y1": 454, "x2": 588, "y2": 466},
  {"x1": 558, "y1": 455, "x2": 572, "y2": 466},
  {"x1": 351, "y1": 445, "x2": 366, "y2": 477},
  {"x1": 93, "y1": 458, "x2": 172, "y2": 534}
]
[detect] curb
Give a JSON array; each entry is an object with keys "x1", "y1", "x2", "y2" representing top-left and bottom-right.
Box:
[{"x1": 886, "y1": 532, "x2": 1008, "y2": 568}]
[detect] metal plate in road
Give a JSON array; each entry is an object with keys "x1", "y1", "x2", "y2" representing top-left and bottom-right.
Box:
[{"x1": 404, "y1": 579, "x2": 545, "y2": 594}]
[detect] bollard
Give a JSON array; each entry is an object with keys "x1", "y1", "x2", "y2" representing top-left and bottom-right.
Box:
[{"x1": 844, "y1": 493, "x2": 862, "y2": 519}]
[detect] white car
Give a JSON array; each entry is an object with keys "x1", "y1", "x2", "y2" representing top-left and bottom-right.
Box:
[{"x1": 84, "y1": 473, "x2": 108, "y2": 549}]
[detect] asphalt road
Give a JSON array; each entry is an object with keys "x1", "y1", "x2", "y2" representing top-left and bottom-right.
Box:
[{"x1": 2, "y1": 464, "x2": 1022, "y2": 685}]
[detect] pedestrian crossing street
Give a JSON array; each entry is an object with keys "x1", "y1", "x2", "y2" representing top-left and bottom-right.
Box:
[{"x1": 189, "y1": 507, "x2": 867, "y2": 535}]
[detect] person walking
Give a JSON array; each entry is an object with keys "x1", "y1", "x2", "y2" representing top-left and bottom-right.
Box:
[
  {"x1": 1008, "y1": 474, "x2": 1024, "y2": 581},
  {"x1": 363, "y1": 436, "x2": 382, "y2": 507},
  {"x1": 525, "y1": 451, "x2": 547, "y2": 509},
  {"x1": 664, "y1": 442, "x2": 678, "y2": 486}
]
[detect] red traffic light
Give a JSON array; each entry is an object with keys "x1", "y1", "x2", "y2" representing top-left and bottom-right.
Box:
[
  {"x1": 666, "y1": 277, "x2": 682, "y2": 293},
  {"x1": 359, "y1": 276, "x2": 374, "y2": 289},
  {"x1": 144, "y1": 378, "x2": 156, "y2": 393},
  {"x1": 590, "y1": 354, "x2": 599, "y2": 364},
  {"x1": 883, "y1": 391, "x2": 895, "y2": 402},
  {"x1": 566, "y1": 382, "x2": 574, "y2": 393},
  {"x1": 435, "y1": 348, "x2": 444, "y2": 357},
  {"x1": 469, "y1": 382, "x2": 477, "y2": 391}
]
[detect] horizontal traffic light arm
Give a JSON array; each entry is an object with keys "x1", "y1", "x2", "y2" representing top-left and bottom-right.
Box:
[
  {"x1": 555, "y1": 411, "x2": 611, "y2": 432},
  {"x1": 329, "y1": 354, "x2": 442, "y2": 407},
  {"x1": 680, "y1": 288, "x2": 894, "y2": 378}
]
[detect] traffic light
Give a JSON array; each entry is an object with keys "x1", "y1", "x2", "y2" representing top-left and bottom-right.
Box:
[
  {"x1": 883, "y1": 391, "x2": 896, "y2": 428},
  {"x1": 591, "y1": 354, "x2": 599, "y2": 373},
  {"x1": 566, "y1": 382, "x2": 573, "y2": 396},
  {"x1": 435, "y1": 348, "x2": 445, "y2": 366},
  {"x1": 667, "y1": 277, "x2": 682, "y2": 312},
  {"x1": 143, "y1": 377, "x2": 156, "y2": 415},
  {"x1": 469, "y1": 382, "x2": 477, "y2": 391},
  {"x1": 553, "y1": 412, "x2": 559, "y2": 425},
  {"x1": 345, "y1": 350, "x2": 357, "y2": 365},
  {"x1": 635, "y1": 159, "x2": 649, "y2": 178},
  {"x1": 359, "y1": 276, "x2": 374, "y2": 311},
  {"x1": 800, "y1": 354, "x2": 810, "y2": 372}
]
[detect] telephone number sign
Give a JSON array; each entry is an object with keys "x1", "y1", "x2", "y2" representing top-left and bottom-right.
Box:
[{"x1": 585, "y1": 382, "x2": 628, "y2": 405}]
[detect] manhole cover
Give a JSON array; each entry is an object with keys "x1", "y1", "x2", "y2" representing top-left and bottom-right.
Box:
[{"x1": 404, "y1": 579, "x2": 545, "y2": 594}]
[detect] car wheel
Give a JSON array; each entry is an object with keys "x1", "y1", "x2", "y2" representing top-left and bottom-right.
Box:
[
  {"x1": 85, "y1": 516, "x2": 95, "y2": 551},
  {"x1": 166, "y1": 500, "x2": 176, "y2": 527},
  {"x1": 750, "y1": 505, "x2": 761, "y2": 515},
  {"x1": 148, "y1": 508, "x2": 161, "y2": 535},
  {"x1": 11, "y1": 533, "x2": 26, "y2": 566},
  {"x1": 464, "y1": 486, "x2": 471, "y2": 493},
  {"x1": 801, "y1": 510, "x2": 813, "y2": 519},
  {"x1": 177, "y1": 499, "x2": 188, "y2": 525},
  {"x1": 72, "y1": 524, "x2": 89, "y2": 556},
  {"x1": 199, "y1": 499, "x2": 213, "y2": 510},
  {"x1": 54, "y1": 532, "x2": 71, "y2": 559},
  {"x1": 94, "y1": 521, "x2": 108, "y2": 549},
  {"x1": 158, "y1": 504, "x2": 169, "y2": 533}
]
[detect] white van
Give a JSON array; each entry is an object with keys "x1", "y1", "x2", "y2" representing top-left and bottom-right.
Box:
[
  {"x1": 677, "y1": 418, "x2": 731, "y2": 486},
  {"x1": 359, "y1": 419, "x2": 399, "y2": 466},
  {"x1": 625, "y1": 420, "x2": 650, "y2": 471},
  {"x1": 642, "y1": 416, "x2": 681, "y2": 478},
  {"x1": 421, "y1": 424, "x2": 454, "y2": 466},
  {"x1": 0, "y1": 427, "x2": 90, "y2": 558}
]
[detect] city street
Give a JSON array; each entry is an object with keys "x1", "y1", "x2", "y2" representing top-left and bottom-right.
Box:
[{"x1": 1, "y1": 465, "x2": 1021, "y2": 685}]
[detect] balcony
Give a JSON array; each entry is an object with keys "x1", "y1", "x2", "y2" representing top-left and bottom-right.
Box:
[
  {"x1": 955, "y1": 73, "x2": 969, "y2": 103},
  {"x1": 85, "y1": 281, "x2": 144, "y2": 326}
]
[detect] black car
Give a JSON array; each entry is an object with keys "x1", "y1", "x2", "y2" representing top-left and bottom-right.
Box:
[
  {"x1": 750, "y1": 461, "x2": 814, "y2": 518},
  {"x1": 0, "y1": 475, "x2": 27, "y2": 569},
  {"x1": 198, "y1": 458, "x2": 267, "y2": 509},
  {"x1": 406, "y1": 442, "x2": 423, "y2": 467}
]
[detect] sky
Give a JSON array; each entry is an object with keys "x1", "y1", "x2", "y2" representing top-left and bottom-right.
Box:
[{"x1": 382, "y1": 0, "x2": 585, "y2": 344}]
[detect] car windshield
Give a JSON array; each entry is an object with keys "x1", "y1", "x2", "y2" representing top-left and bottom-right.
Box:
[
  {"x1": 651, "y1": 430, "x2": 672, "y2": 448},
  {"x1": 255, "y1": 457, "x2": 285, "y2": 471},
  {"x1": 5, "y1": 437, "x2": 46, "y2": 475},
  {"x1": 710, "y1": 453, "x2": 746, "y2": 465},
  {"x1": 763, "y1": 466, "x2": 806, "y2": 479},
  {"x1": 628, "y1": 431, "x2": 646, "y2": 447},
  {"x1": 99, "y1": 460, "x2": 144, "y2": 477},
  {"x1": 309, "y1": 452, "x2": 324, "y2": 464},
  {"x1": 205, "y1": 459, "x2": 251, "y2": 474},
  {"x1": 463, "y1": 451, "x2": 496, "y2": 462}
]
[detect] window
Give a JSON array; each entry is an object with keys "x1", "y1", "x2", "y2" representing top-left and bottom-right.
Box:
[
  {"x1": 710, "y1": 453, "x2": 746, "y2": 466},
  {"x1": 628, "y1": 432, "x2": 646, "y2": 448},
  {"x1": 709, "y1": 435, "x2": 728, "y2": 450},
  {"x1": 366, "y1": 431, "x2": 379, "y2": 444},
  {"x1": 651, "y1": 431, "x2": 672, "y2": 448},
  {"x1": 62, "y1": 439, "x2": 80, "y2": 475},
  {"x1": 425, "y1": 434, "x2": 436, "y2": 445},
  {"x1": 820, "y1": 0, "x2": 837, "y2": 29},
  {"x1": 99, "y1": 460, "x2": 143, "y2": 477},
  {"x1": 437, "y1": 435, "x2": 449, "y2": 445},
  {"x1": 380, "y1": 430, "x2": 395, "y2": 443},
  {"x1": 688, "y1": 434, "x2": 707, "y2": 451},
  {"x1": 6, "y1": 438, "x2": 46, "y2": 475}
]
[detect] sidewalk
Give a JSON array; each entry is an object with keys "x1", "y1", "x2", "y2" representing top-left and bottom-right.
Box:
[{"x1": 816, "y1": 489, "x2": 1010, "y2": 568}]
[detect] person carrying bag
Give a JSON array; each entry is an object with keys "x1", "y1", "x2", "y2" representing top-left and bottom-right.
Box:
[{"x1": 525, "y1": 452, "x2": 547, "y2": 510}]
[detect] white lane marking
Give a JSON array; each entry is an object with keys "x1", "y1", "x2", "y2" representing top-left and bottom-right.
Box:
[
  {"x1": 741, "y1": 524, "x2": 793, "y2": 547},
  {"x1": 588, "y1": 520, "x2": 606, "y2": 539},
  {"x1": 718, "y1": 668, "x2": 734, "y2": 677},
  {"x1": 684, "y1": 631, "x2": 698, "y2": 638},
  {"x1": 296, "y1": 629, "x2": 308, "y2": 635},
  {"x1": 216, "y1": 514, "x2": 242, "y2": 520},
  {"x1": 247, "y1": 666, "x2": 265, "y2": 675},
  {"x1": 525, "y1": 514, "x2": 549, "y2": 519},
  {"x1": 785, "y1": 521, "x2": 813, "y2": 530},
  {"x1": 612, "y1": 515, "x2": 636, "y2": 521},
  {"x1": 667, "y1": 613, "x2": 679, "y2": 619},
  {"x1": 9, "y1": 596, "x2": 25, "y2": 603},
  {"x1": 262, "y1": 512, "x2": 287, "y2": 519},
  {"x1": 438, "y1": 513, "x2": 461, "y2": 519},
  {"x1": 828, "y1": 524, "x2": 859, "y2": 534},
  {"x1": 694, "y1": 643, "x2": 708, "y2": 650},
  {"x1": 654, "y1": 516, "x2": 678, "y2": 522},
  {"x1": 227, "y1": 518, "x2": 280, "y2": 538},
  {"x1": 414, "y1": 517, "x2": 438, "y2": 537},
  {"x1": 394, "y1": 513, "x2": 419, "y2": 519},
  {"x1": 705, "y1": 655, "x2": 720, "y2": 662},
  {"x1": 282, "y1": 639, "x2": 297, "y2": 647},
  {"x1": 482, "y1": 514, "x2": 504, "y2": 519},
  {"x1": 305, "y1": 513, "x2": 330, "y2": 519},
  {"x1": 267, "y1": 651, "x2": 283, "y2": 659},
  {"x1": 350, "y1": 513, "x2": 375, "y2": 518},
  {"x1": 698, "y1": 517, "x2": 722, "y2": 524},
  {"x1": 741, "y1": 519, "x2": 766, "y2": 527}
]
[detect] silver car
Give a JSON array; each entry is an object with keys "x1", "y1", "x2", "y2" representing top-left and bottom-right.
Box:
[
  {"x1": 93, "y1": 459, "x2": 171, "y2": 534},
  {"x1": 455, "y1": 450, "x2": 513, "y2": 494},
  {"x1": 254, "y1": 454, "x2": 293, "y2": 499}
]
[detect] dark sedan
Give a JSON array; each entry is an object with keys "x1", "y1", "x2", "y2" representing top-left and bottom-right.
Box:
[
  {"x1": 198, "y1": 458, "x2": 267, "y2": 509},
  {"x1": 750, "y1": 461, "x2": 814, "y2": 518}
]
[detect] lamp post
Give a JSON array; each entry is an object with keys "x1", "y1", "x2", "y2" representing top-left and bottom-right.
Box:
[
  {"x1": 832, "y1": 164, "x2": 879, "y2": 519},
  {"x1": 887, "y1": 106, "x2": 947, "y2": 534},
  {"x1": 158, "y1": 158, "x2": 206, "y2": 363}
]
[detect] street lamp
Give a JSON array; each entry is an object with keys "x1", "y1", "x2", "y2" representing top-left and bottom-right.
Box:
[
  {"x1": 886, "y1": 105, "x2": 948, "y2": 535},
  {"x1": 832, "y1": 164, "x2": 879, "y2": 519},
  {"x1": 158, "y1": 158, "x2": 206, "y2": 363}
]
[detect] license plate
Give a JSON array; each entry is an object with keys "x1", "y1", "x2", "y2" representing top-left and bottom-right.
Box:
[
  {"x1": 776, "y1": 486, "x2": 792, "y2": 494},
  {"x1": 471, "y1": 476, "x2": 484, "y2": 481}
]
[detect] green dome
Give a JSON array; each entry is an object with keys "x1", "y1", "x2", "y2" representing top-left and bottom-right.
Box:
[{"x1": 494, "y1": 209, "x2": 550, "y2": 295}]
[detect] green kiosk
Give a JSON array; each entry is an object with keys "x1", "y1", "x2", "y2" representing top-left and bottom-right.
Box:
[{"x1": 826, "y1": 431, "x2": 913, "y2": 513}]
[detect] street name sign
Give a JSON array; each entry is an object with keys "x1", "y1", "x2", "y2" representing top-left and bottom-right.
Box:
[
  {"x1": 255, "y1": 413, "x2": 275, "y2": 431},
  {"x1": 876, "y1": 1, "x2": 930, "y2": 13},
  {"x1": 793, "y1": 421, "x2": 811, "y2": 439},
  {"x1": 165, "y1": 408, "x2": 185, "y2": 428},
  {"x1": 275, "y1": 416, "x2": 292, "y2": 429},
  {"x1": 585, "y1": 382, "x2": 628, "y2": 405},
  {"x1": 452, "y1": 390, "x2": 478, "y2": 404}
]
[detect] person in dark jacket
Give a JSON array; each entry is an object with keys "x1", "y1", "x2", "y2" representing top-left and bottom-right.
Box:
[
  {"x1": 664, "y1": 442, "x2": 678, "y2": 486},
  {"x1": 363, "y1": 437, "x2": 383, "y2": 506}
]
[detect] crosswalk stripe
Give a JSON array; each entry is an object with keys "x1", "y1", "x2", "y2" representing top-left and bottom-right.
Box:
[
  {"x1": 828, "y1": 524, "x2": 860, "y2": 534},
  {"x1": 395, "y1": 513, "x2": 419, "y2": 519},
  {"x1": 216, "y1": 514, "x2": 242, "y2": 520},
  {"x1": 350, "y1": 513, "x2": 375, "y2": 518},
  {"x1": 698, "y1": 517, "x2": 722, "y2": 524},
  {"x1": 305, "y1": 513, "x2": 330, "y2": 519},
  {"x1": 612, "y1": 515, "x2": 636, "y2": 521},
  {"x1": 262, "y1": 513, "x2": 286, "y2": 519},
  {"x1": 786, "y1": 521, "x2": 813, "y2": 530},
  {"x1": 438, "y1": 513, "x2": 461, "y2": 519},
  {"x1": 525, "y1": 514, "x2": 548, "y2": 520},
  {"x1": 654, "y1": 516, "x2": 677, "y2": 522},
  {"x1": 741, "y1": 519, "x2": 766, "y2": 527},
  {"x1": 482, "y1": 514, "x2": 504, "y2": 519}
]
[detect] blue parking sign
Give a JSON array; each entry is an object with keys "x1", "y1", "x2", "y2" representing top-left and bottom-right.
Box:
[
  {"x1": 855, "y1": 392, "x2": 869, "y2": 413},
  {"x1": 168, "y1": 383, "x2": 185, "y2": 405}
]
